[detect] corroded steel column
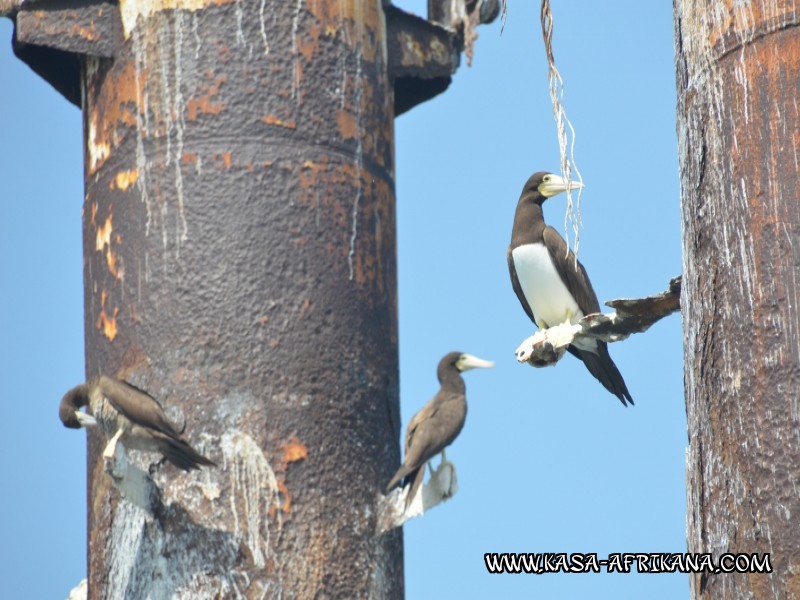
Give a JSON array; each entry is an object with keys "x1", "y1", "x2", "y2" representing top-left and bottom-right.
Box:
[
  {"x1": 83, "y1": 1, "x2": 399, "y2": 597},
  {"x1": 675, "y1": 2, "x2": 800, "y2": 598}
]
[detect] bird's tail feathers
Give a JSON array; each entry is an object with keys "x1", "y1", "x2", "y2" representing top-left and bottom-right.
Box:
[
  {"x1": 404, "y1": 466, "x2": 426, "y2": 511},
  {"x1": 155, "y1": 434, "x2": 216, "y2": 471},
  {"x1": 574, "y1": 343, "x2": 634, "y2": 406},
  {"x1": 386, "y1": 465, "x2": 426, "y2": 511},
  {"x1": 385, "y1": 467, "x2": 408, "y2": 493}
]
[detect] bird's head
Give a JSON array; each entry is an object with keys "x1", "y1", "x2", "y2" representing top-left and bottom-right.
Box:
[
  {"x1": 440, "y1": 351, "x2": 495, "y2": 374},
  {"x1": 521, "y1": 171, "x2": 583, "y2": 205},
  {"x1": 59, "y1": 384, "x2": 97, "y2": 429}
]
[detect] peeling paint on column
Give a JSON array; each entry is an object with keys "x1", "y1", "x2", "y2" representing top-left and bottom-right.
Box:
[
  {"x1": 94, "y1": 208, "x2": 124, "y2": 281},
  {"x1": 261, "y1": 114, "x2": 298, "y2": 129},
  {"x1": 95, "y1": 213, "x2": 113, "y2": 251},
  {"x1": 185, "y1": 75, "x2": 226, "y2": 121},
  {"x1": 110, "y1": 169, "x2": 139, "y2": 192},
  {"x1": 96, "y1": 289, "x2": 119, "y2": 341}
]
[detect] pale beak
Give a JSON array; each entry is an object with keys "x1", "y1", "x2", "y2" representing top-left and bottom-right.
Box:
[
  {"x1": 75, "y1": 411, "x2": 98, "y2": 427},
  {"x1": 540, "y1": 174, "x2": 583, "y2": 198},
  {"x1": 458, "y1": 354, "x2": 495, "y2": 371}
]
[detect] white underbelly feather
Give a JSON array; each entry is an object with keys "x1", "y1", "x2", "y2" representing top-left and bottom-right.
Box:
[{"x1": 512, "y1": 243, "x2": 584, "y2": 328}]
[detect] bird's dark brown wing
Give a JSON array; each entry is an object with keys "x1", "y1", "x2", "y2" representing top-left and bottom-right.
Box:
[
  {"x1": 97, "y1": 376, "x2": 181, "y2": 438},
  {"x1": 507, "y1": 246, "x2": 538, "y2": 325},
  {"x1": 386, "y1": 389, "x2": 465, "y2": 495},
  {"x1": 402, "y1": 392, "x2": 465, "y2": 476},
  {"x1": 542, "y1": 227, "x2": 601, "y2": 315},
  {"x1": 385, "y1": 401, "x2": 438, "y2": 492}
]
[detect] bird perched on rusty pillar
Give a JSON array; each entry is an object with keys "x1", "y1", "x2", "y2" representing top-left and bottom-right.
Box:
[
  {"x1": 386, "y1": 351, "x2": 493, "y2": 509},
  {"x1": 59, "y1": 376, "x2": 215, "y2": 471},
  {"x1": 508, "y1": 171, "x2": 633, "y2": 406}
]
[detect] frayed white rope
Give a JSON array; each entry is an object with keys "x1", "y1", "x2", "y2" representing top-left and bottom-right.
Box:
[{"x1": 541, "y1": 0, "x2": 583, "y2": 269}]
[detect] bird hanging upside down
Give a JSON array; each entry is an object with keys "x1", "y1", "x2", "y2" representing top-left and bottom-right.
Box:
[
  {"x1": 59, "y1": 376, "x2": 215, "y2": 471},
  {"x1": 386, "y1": 352, "x2": 494, "y2": 510},
  {"x1": 508, "y1": 171, "x2": 633, "y2": 406}
]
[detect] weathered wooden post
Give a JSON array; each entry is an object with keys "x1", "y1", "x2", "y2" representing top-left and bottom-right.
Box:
[
  {"x1": 3, "y1": 0, "x2": 496, "y2": 597},
  {"x1": 675, "y1": 1, "x2": 800, "y2": 598}
]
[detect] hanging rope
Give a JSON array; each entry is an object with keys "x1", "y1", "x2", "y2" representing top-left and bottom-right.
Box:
[{"x1": 540, "y1": 0, "x2": 583, "y2": 268}]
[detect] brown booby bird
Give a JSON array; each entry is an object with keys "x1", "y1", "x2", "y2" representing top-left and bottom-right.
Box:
[
  {"x1": 386, "y1": 352, "x2": 494, "y2": 508},
  {"x1": 508, "y1": 171, "x2": 633, "y2": 406},
  {"x1": 59, "y1": 376, "x2": 215, "y2": 471}
]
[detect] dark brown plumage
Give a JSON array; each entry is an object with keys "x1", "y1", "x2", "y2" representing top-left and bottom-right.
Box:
[
  {"x1": 386, "y1": 352, "x2": 493, "y2": 509},
  {"x1": 59, "y1": 376, "x2": 215, "y2": 471}
]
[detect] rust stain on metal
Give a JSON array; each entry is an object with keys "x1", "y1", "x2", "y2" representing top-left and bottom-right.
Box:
[
  {"x1": 261, "y1": 114, "x2": 298, "y2": 130},
  {"x1": 272, "y1": 480, "x2": 291, "y2": 517},
  {"x1": 88, "y1": 111, "x2": 112, "y2": 175},
  {"x1": 186, "y1": 74, "x2": 227, "y2": 121},
  {"x1": 110, "y1": 168, "x2": 139, "y2": 191},
  {"x1": 15, "y1": 3, "x2": 117, "y2": 64},
  {"x1": 296, "y1": 23, "x2": 321, "y2": 61},
  {"x1": 105, "y1": 247, "x2": 122, "y2": 280},
  {"x1": 298, "y1": 160, "x2": 329, "y2": 191},
  {"x1": 336, "y1": 110, "x2": 357, "y2": 140},
  {"x1": 217, "y1": 152, "x2": 232, "y2": 169},
  {"x1": 304, "y1": 0, "x2": 383, "y2": 61},
  {"x1": 95, "y1": 212, "x2": 124, "y2": 280},
  {"x1": 66, "y1": 19, "x2": 101, "y2": 43},
  {"x1": 26, "y1": 9, "x2": 102, "y2": 42},
  {"x1": 281, "y1": 436, "x2": 309, "y2": 465},
  {"x1": 270, "y1": 436, "x2": 309, "y2": 518},
  {"x1": 181, "y1": 152, "x2": 198, "y2": 165},
  {"x1": 296, "y1": 157, "x2": 393, "y2": 294},
  {"x1": 96, "y1": 289, "x2": 119, "y2": 341},
  {"x1": 95, "y1": 213, "x2": 113, "y2": 251},
  {"x1": 86, "y1": 60, "x2": 141, "y2": 176}
]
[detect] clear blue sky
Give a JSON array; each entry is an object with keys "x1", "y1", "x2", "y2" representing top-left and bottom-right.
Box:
[{"x1": 0, "y1": 1, "x2": 684, "y2": 598}]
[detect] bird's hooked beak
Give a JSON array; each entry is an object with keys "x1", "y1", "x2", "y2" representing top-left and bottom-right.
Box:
[
  {"x1": 75, "y1": 411, "x2": 98, "y2": 427},
  {"x1": 539, "y1": 174, "x2": 583, "y2": 198},
  {"x1": 457, "y1": 354, "x2": 495, "y2": 372}
]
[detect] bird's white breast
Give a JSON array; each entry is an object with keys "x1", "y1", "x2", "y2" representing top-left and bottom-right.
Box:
[{"x1": 512, "y1": 243, "x2": 584, "y2": 328}]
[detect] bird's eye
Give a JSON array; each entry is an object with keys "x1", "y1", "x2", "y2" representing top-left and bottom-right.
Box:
[{"x1": 543, "y1": 175, "x2": 551, "y2": 182}]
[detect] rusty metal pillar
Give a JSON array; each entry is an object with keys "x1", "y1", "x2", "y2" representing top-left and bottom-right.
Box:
[
  {"x1": 83, "y1": 2, "x2": 400, "y2": 598},
  {"x1": 675, "y1": 1, "x2": 800, "y2": 598},
  {"x1": 5, "y1": 0, "x2": 497, "y2": 597}
]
